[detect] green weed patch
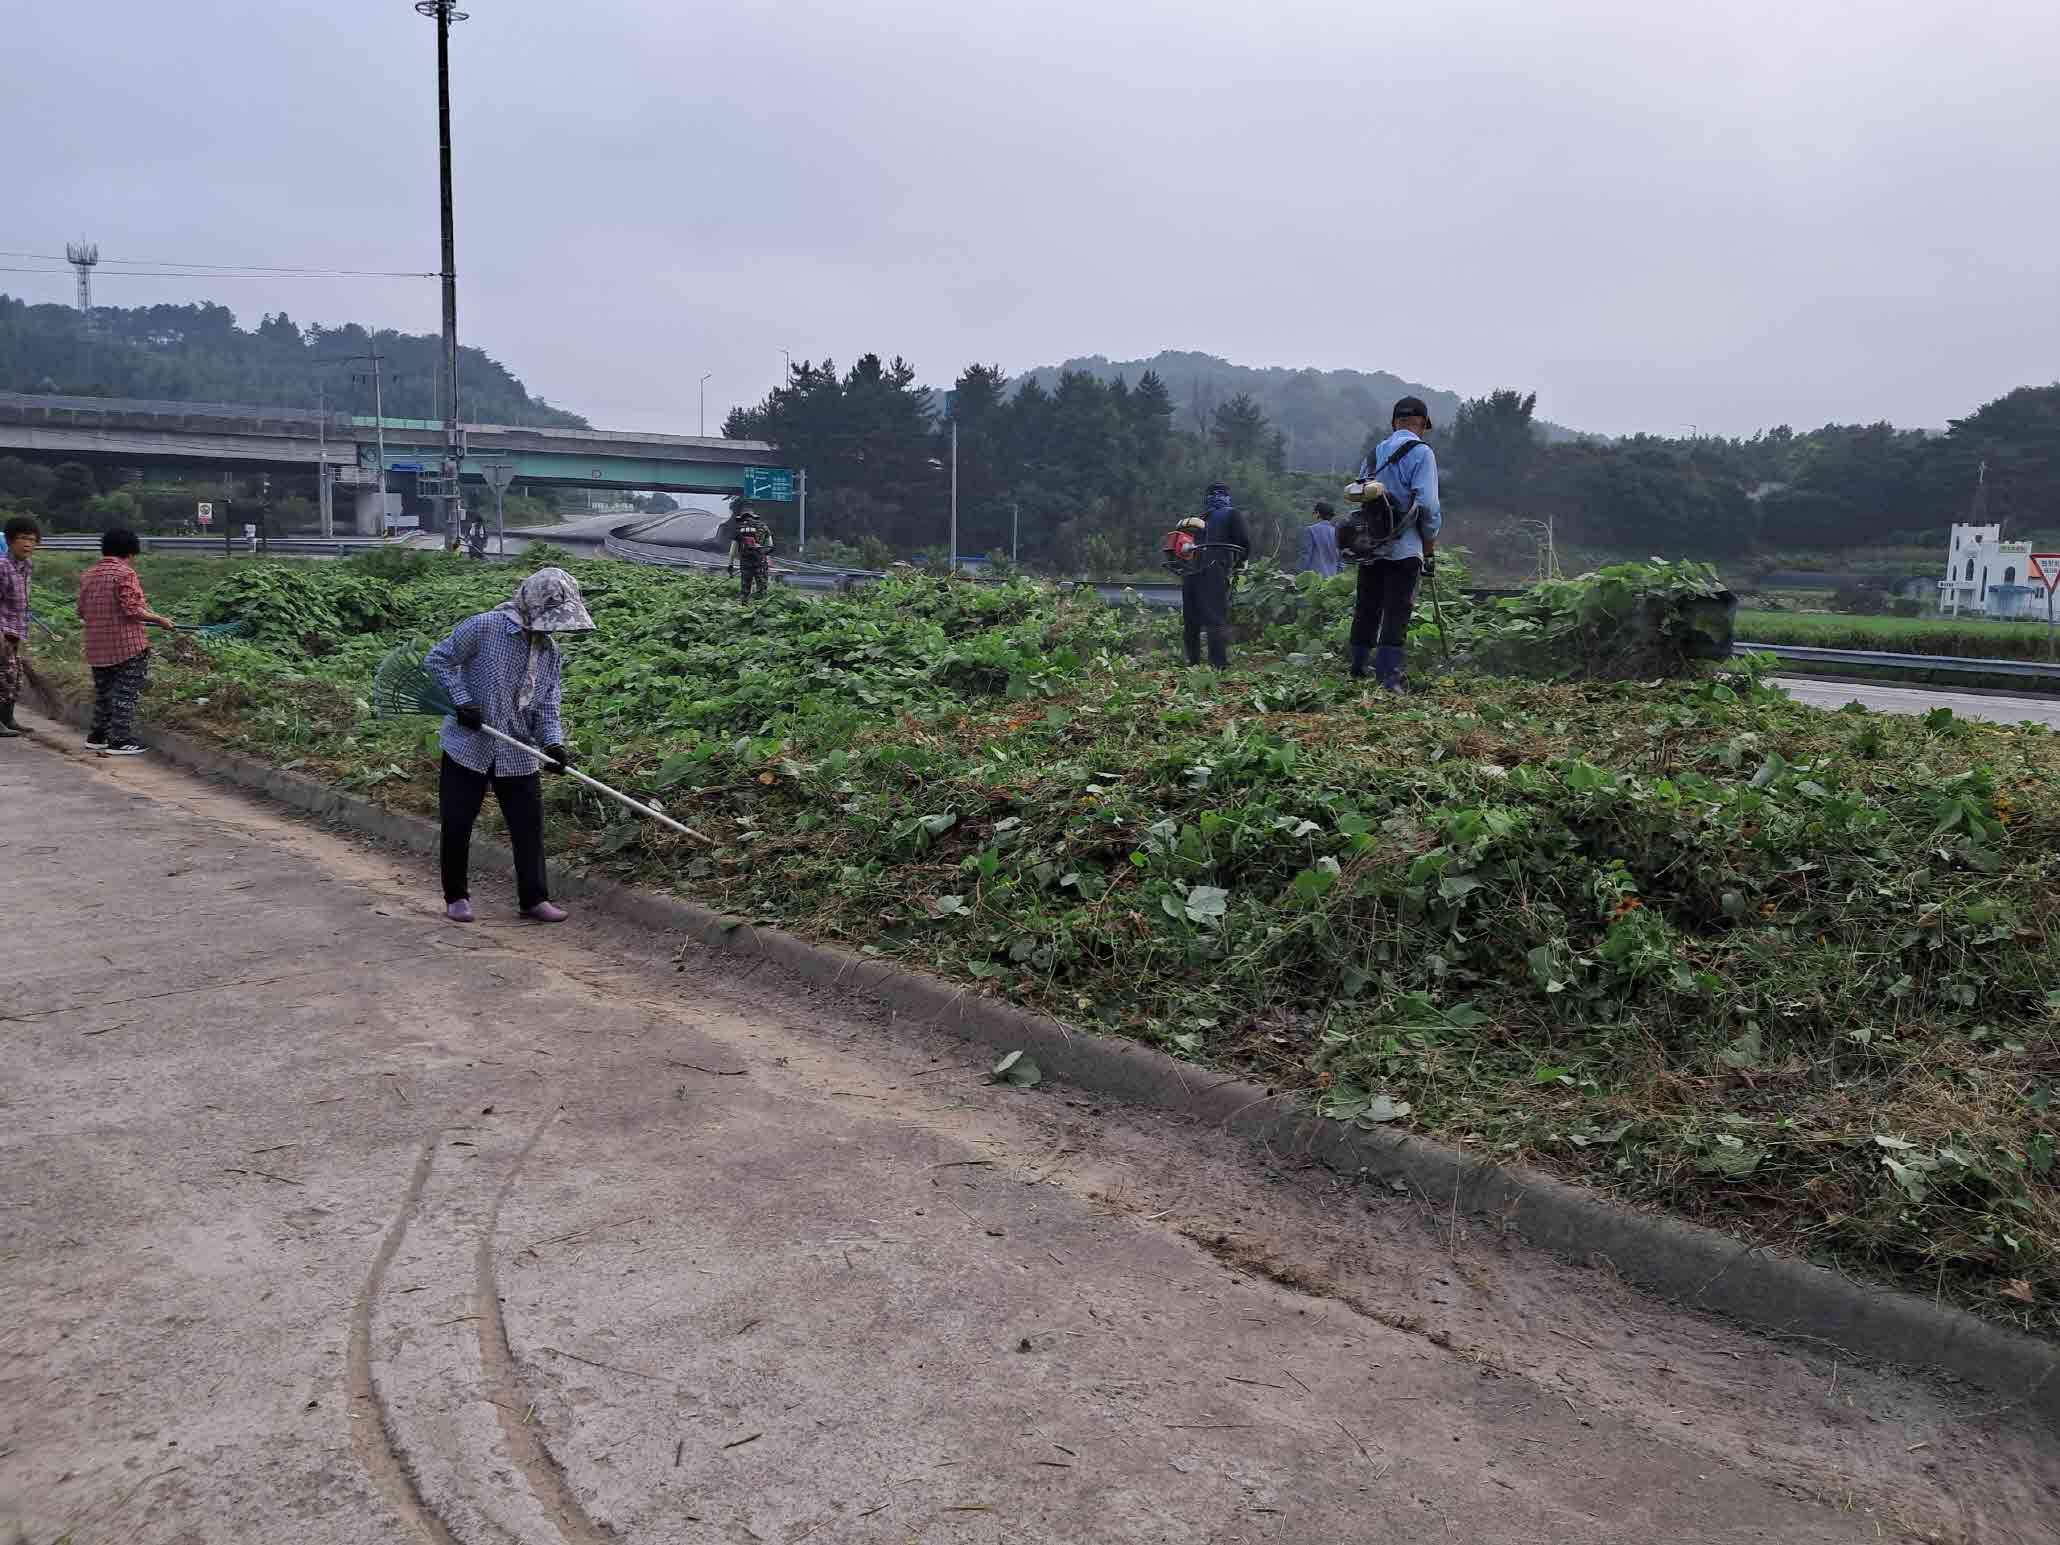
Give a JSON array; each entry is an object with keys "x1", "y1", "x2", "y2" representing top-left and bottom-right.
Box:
[{"x1": 29, "y1": 552, "x2": 2060, "y2": 1336}]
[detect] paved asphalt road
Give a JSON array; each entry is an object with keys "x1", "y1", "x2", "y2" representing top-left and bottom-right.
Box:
[
  {"x1": 1774, "y1": 675, "x2": 2060, "y2": 727},
  {"x1": 3, "y1": 720, "x2": 2054, "y2": 1543}
]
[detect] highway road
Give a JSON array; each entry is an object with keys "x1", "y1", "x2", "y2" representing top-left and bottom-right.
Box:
[{"x1": 1773, "y1": 674, "x2": 2060, "y2": 727}]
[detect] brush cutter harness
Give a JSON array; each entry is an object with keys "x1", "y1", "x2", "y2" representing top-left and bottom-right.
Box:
[{"x1": 1337, "y1": 439, "x2": 1430, "y2": 565}]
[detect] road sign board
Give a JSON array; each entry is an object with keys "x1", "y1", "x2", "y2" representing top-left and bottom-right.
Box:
[
  {"x1": 742, "y1": 467, "x2": 796, "y2": 502},
  {"x1": 196, "y1": 502, "x2": 213, "y2": 525},
  {"x1": 482, "y1": 462, "x2": 517, "y2": 493},
  {"x1": 2031, "y1": 555, "x2": 2060, "y2": 595}
]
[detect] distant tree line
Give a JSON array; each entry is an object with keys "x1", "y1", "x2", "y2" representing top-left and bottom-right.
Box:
[
  {"x1": 1447, "y1": 384, "x2": 2060, "y2": 557},
  {"x1": 725, "y1": 356, "x2": 1343, "y2": 571},
  {"x1": 732, "y1": 352, "x2": 2060, "y2": 570},
  {"x1": 0, "y1": 295, "x2": 587, "y2": 428}
]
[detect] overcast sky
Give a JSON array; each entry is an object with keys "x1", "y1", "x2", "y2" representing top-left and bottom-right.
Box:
[{"x1": 5, "y1": 0, "x2": 2056, "y2": 438}]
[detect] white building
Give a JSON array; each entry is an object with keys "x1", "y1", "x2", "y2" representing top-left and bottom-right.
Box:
[{"x1": 1940, "y1": 523, "x2": 2048, "y2": 619}]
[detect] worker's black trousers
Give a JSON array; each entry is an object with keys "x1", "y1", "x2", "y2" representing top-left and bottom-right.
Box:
[
  {"x1": 1182, "y1": 566, "x2": 1232, "y2": 667},
  {"x1": 1350, "y1": 557, "x2": 1423, "y2": 648},
  {"x1": 440, "y1": 754, "x2": 550, "y2": 911},
  {"x1": 740, "y1": 562, "x2": 769, "y2": 600}
]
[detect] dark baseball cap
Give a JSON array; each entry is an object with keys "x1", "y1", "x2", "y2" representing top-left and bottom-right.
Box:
[{"x1": 1392, "y1": 396, "x2": 1431, "y2": 426}]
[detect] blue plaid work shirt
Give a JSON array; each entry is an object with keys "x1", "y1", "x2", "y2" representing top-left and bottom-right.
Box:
[{"x1": 423, "y1": 611, "x2": 565, "y2": 776}]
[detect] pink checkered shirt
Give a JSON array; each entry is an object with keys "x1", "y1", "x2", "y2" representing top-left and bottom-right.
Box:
[{"x1": 77, "y1": 557, "x2": 152, "y2": 667}]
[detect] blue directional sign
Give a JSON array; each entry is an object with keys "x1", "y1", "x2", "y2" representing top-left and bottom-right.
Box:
[{"x1": 741, "y1": 467, "x2": 796, "y2": 502}]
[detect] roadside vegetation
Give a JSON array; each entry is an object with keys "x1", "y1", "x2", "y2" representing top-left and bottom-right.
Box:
[
  {"x1": 1737, "y1": 607, "x2": 2060, "y2": 662},
  {"x1": 22, "y1": 551, "x2": 2060, "y2": 1336}
]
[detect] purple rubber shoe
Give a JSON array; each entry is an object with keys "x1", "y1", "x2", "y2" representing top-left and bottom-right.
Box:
[
  {"x1": 445, "y1": 899, "x2": 475, "y2": 923},
  {"x1": 522, "y1": 901, "x2": 568, "y2": 924}
]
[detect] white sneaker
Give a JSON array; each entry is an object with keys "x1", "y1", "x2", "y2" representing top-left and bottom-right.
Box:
[{"x1": 100, "y1": 741, "x2": 146, "y2": 757}]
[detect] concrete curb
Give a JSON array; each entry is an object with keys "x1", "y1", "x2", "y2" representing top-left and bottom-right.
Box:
[{"x1": 27, "y1": 687, "x2": 2059, "y2": 1425}]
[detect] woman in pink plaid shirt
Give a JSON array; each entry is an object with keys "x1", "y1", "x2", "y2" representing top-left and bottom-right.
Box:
[{"x1": 75, "y1": 528, "x2": 175, "y2": 756}]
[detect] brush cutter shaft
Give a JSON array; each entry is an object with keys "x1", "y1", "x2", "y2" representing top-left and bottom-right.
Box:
[{"x1": 476, "y1": 724, "x2": 712, "y2": 846}]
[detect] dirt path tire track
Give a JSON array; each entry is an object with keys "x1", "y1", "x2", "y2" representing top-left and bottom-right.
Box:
[
  {"x1": 348, "y1": 1115, "x2": 478, "y2": 1545},
  {"x1": 474, "y1": 1106, "x2": 617, "y2": 1545}
]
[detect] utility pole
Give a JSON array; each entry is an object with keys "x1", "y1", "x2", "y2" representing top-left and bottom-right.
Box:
[
  {"x1": 317, "y1": 378, "x2": 332, "y2": 538},
  {"x1": 950, "y1": 417, "x2": 958, "y2": 572},
  {"x1": 418, "y1": 0, "x2": 467, "y2": 539},
  {"x1": 700, "y1": 372, "x2": 711, "y2": 437},
  {"x1": 1011, "y1": 500, "x2": 1019, "y2": 567},
  {"x1": 797, "y1": 468, "x2": 808, "y2": 554},
  {"x1": 371, "y1": 356, "x2": 388, "y2": 533}
]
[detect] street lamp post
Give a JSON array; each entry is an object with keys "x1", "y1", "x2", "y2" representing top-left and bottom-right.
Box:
[
  {"x1": 950, "y1": 417, "x2": 958, "y2": 573},
  {"x1": 700, "y1": 372, "x2": 712, "y2": 437},
  {"x1": 416, "y1": 0, "x2": 468, "y2": 540}
]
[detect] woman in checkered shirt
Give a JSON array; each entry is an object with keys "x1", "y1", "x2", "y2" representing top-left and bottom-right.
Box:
[{"x1": 75, "y1": 528, "x2": 177, "y2": 755}]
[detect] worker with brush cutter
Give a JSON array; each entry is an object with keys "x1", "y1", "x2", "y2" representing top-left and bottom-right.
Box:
[
  {"x1": 1169, "y1": 482, "x2": 1252, "y2": 669},
  {"x1": 727, "y1": 507, "x2": 777, "y2": 601},
  {"x1": 424, "y1": 567, "x2": 595, "y2": 925},
  {"x1": 1336, "y1": 396, "x2": 1441, "y2": 689},
  {"x1": 0, "y1": 516, "x2": 38, "y2": 738}
]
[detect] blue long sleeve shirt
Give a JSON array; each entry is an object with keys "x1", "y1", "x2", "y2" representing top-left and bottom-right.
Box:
[
  {"x1": 1357, "y1": 431, "x2": 1442, "y2": 564},
  {"x1": 1297, "y1": 521, "x2": 1341, "y2": 576},
  {"x1": 423, "y1": 611, "x2": 564, "y2": 776}
]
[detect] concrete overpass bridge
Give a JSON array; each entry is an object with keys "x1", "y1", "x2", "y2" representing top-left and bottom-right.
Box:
[{"x1": 0, "y1": 391, "x2": 785, "y2": 534}]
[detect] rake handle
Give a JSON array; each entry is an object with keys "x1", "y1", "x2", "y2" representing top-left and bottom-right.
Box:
[{"x1": 476, "y1": 724, "x2": 713, "y2": 846}]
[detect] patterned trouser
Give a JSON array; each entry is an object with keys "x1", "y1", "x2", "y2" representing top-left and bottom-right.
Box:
[
  {"x1": 0, "y1": 640, "x2": 19, "y2": 718},
  {"x1": 90, "y1": 649, "x2": 150, "y2": 745}
]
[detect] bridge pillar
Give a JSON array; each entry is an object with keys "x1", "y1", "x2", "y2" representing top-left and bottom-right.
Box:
[{"x1": 352, "y1": 487, "x2": 385, "y2": 537}]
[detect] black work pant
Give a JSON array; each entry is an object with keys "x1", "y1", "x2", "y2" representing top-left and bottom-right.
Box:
[
  {"x1": 439, "y1": 753, "x2": 549, "y2": 910},
  {"x1": 1181, "y1": 566, "x2": 1232, "y2": 667},
  {"x1": 1351, "y1": 558, "x2": 1422, "y2": 649}
]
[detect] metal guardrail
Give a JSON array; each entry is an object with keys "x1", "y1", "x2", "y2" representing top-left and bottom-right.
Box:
[
  {"x1": 37, "y1": 534, "x2": 385, "y2": 557},
  {"x1": 1732, "y1": 641, "x2": 2060, "y2": 680}
]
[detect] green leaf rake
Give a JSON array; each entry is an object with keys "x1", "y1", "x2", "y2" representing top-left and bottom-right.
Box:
[{"x1": 370, "y1": 647, "x2": 711, "y2": 846}]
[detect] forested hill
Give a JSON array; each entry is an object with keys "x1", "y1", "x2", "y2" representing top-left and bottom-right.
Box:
[
  {"x1": 0, "y1": 295, "x2": 588, "y2": 428},
  {"x1": 1012, "y1": 350, "x2": 1571, "y2": 470}
]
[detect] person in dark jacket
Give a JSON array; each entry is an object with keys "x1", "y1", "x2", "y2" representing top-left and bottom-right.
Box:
[{"x1": 1182, "y1": 482, "x2": 1253, "y2": 668}]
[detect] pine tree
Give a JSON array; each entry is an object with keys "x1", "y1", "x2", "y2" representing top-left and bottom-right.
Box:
[{"x1": 1210, "y1": 392, "x2": 1270, "y2": 461}]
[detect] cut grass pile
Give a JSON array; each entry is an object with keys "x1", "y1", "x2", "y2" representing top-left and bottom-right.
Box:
[{"x1": 23, "y1": 551, "x2": 2060, "y2": 1336}]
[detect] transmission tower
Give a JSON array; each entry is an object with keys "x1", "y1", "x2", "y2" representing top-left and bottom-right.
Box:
[{"x1": 65, "y1": 241, "x2": 99, "y2": 322}]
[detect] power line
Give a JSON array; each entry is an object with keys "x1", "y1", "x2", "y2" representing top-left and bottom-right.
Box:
[
  {"x1": 0, "y1": 249, "x2": 435, "y2": 277},
  {"x1": 0, "y1": 264, "x2": 433, "y2": 281}
]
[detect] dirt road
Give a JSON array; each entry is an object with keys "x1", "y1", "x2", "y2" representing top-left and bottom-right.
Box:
[{"x1": 2, "y1": 719, "x2": 2053, "y2": 1544}]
